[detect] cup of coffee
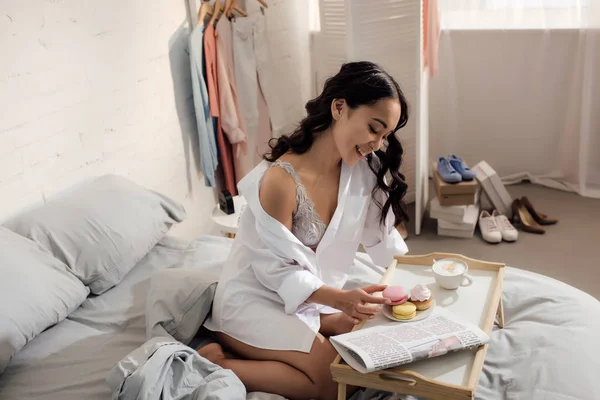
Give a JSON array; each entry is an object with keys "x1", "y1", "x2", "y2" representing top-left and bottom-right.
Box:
[{"x1": 432, "y1": 258, "x2": 473, "y2": 290}]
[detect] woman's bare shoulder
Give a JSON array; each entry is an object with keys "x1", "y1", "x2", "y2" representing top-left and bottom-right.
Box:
[{"x1": 259, "y1": 163, "x2": 297, "y2": 230}]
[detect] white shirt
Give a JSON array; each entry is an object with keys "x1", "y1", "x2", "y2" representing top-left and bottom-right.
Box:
[{"x1": 204, "y1": 159, "x2": 408, "y2": 352}]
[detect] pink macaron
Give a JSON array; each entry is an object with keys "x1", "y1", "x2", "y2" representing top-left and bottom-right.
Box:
[{"x1": 382, "y1": 286, "x2": 408, "y2": 306}]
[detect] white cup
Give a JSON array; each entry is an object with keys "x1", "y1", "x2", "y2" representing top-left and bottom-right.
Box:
[{"x1": 432, "y1": 258, "x2": 473, "y2": 290}]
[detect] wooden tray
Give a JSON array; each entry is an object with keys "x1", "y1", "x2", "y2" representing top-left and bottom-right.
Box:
[{"x1": 330, "y1": 252, "x2": 505, "y2": 400}]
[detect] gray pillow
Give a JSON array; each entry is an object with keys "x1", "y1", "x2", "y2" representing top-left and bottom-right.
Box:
[
  {"x1": 4, "y1": 175, "x2": 187, "y2": 295},
  {"x1": 0, "y1": 227, "x2": 89, "y2": 374}
]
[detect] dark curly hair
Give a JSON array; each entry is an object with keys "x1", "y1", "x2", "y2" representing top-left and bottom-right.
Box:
[{"x1": 264, "y1": 61, "x2": 409, "y2": 227}]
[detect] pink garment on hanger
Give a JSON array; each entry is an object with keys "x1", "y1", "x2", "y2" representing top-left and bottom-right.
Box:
[
  {"x1": 231, "y1": 82, "x2": 271, "y2": 182},
  {"x1": 216, "y1": 17, "x2": 246, "y2": 145},
  {"x1": 424, "y1": 0, "x2": 440, "y2": 77},
  {"x1": 204, "y1": 24, "x2": 237, "y2": 195}
]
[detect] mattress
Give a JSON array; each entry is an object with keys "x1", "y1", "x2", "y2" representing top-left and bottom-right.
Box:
[
  {"x1": 349, "y1": 254, "x2": 600, "y2": 400},
  {"x1": 0, "y1": 236, "x2": 191, "y2": 400},
  {"x1": 1, "y1": 235, "x2": 599, "y2": 400}
]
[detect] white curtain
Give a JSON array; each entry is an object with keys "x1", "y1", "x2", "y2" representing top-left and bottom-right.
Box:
[{"x1": 431, "y1": 0, "x2": 600, "y2": 198}]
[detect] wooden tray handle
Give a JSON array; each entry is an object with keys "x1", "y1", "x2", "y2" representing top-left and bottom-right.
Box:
[
  {"x1": 377, "y1": 367, "x2": 468, "y2": 393},
  {"x1": 378, "y1": 372, "x2": 417, "y2": 386},
  {"x1": 394, "y1": 252, "x2": 505, "y2": 271},
  {"x1": 376, "y1": 368, "x2": 446, "y2": 389}
]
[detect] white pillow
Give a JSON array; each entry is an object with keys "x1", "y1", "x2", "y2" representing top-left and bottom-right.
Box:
[
  {"x1": 4, "y1": 175, "x2": 187, "y2": 294},
  {"x1": 0, "y1": 227, "x2": 89, "y2": 374}
]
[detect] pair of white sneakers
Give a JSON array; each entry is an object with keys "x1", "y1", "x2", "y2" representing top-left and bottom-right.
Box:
[{"x1": 478, "y1": 210, "x2": 518, "y2": 243}]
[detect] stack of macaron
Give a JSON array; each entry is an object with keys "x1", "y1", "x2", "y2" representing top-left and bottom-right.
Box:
[{"x1": 382, "y1": 284, "x2": 434, "y2": 321}]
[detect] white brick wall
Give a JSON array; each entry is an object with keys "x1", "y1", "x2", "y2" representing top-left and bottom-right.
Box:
[{"x1": 0, "y1": 0, "x2": 219, "y2": 239}]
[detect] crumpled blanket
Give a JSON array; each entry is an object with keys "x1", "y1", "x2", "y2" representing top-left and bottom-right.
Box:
[
  {"x1": 106, "y1": 236, "x2": 246, "y2": 400},
  {"x1": 106, "y1": 337, "x2": 246, "y2": 400}
]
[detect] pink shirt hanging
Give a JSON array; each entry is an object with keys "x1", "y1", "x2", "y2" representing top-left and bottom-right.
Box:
[
  {"x1": 216, "y1": 17, "x2": 246, "y2": 145},
  {"x1": 204, "y1": 24, "x2": 237, "y2": 195},
  {"x1": 424, "y1": 0, "x2": 441, "y2": 77}
]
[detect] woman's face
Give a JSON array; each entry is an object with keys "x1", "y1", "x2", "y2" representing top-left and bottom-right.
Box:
[{"x1": 331, "y1": 98, "x2": 401, "y2": 166}]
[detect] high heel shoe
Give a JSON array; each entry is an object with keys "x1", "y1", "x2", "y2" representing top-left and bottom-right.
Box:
[
  {"x1": 520, "y1": 196, "x2": 558, "y2": 225},
  {"x1": 512, "y1": 199, "x2": 545, "y2": 234}
]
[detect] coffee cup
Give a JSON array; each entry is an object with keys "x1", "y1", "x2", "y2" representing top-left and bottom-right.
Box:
[{"x1": 432, "y1": 258, "x2": 473, "y2": 290}]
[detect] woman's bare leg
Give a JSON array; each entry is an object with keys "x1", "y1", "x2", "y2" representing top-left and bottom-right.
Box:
[
  {"x1": 199, "y1": 342, "x2": 318, "y2": 398},
  {"x1": 319, "y1": 312, "x2": 355, "y2": 337},
  {"x1": 318, "y1": 313, "x2": 359, "y2": 397},
  {"x1": 199, "y1": 332, "x2": 340, "y2": 400}
]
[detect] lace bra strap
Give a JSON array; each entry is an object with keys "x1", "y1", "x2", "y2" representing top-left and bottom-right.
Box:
[
  {"x1": 270, "y1": 160, "x2": 328, "y2": 241},
  {"x1": 271, "y1": 160, "x2": 310, "y2": 213},
  {"x1": 272, "y1": 160, "x2": 301, "y2": 186}
]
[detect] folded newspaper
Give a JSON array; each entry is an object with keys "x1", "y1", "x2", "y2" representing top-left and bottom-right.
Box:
[{"x1": 330, "y1": 309, "x2": 490, "y2": 373}]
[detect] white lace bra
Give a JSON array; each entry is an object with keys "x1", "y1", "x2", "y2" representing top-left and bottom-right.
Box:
[{"x1": 271, "y1": 160, "x2": 327, "y2": 249}]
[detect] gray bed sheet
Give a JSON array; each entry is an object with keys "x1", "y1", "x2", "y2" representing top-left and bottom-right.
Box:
[
  {"x1": 348, "y1": 254, "x2": 600, "y2": 400},
  {"x1": 2, "y1": 235, "x2": 599, "y2": 400},
  {"x1": 0, "y1": 236, "x2": 217, "y2": 400}
]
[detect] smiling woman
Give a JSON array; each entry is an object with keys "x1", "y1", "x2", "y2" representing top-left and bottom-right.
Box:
[
  {"x1": 264, "y1": 61, "x2": 410, "y2": 227},
  {"x1": 200, "y1": 61, "x2": 411, "y2": 400}
]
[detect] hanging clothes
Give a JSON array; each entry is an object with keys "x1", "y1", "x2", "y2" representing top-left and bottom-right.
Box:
[
  {"x1": 215, "y1": 16, "x2": 251, "y2": 184},
  {"x1": 256, "y1": 81, "x2": 272, "y2": 158},
  {"x1": 204, "y1": 24, "x2": 237, "y2": 195},
  {"x1": 189, "y1": 26, "x2": 218, "y2": 187},
  {"x1": 231, "y1": 14, "x2": 276, "y2": 177},
  {"x1": 216, "y1": 17, "x2": 246, "y2": 146},
  {"x1": 424, "y1": 0, "x2": 441, "y2": 77},
  {"x1": 216, "y1": 16, "x2": 249, "y2": 186}
]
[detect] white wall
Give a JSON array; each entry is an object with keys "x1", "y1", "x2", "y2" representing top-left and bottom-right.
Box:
[
  {"x1": 0, "y1": 0, "x2": 218, "y2": 240},
  {"x1": 429, "y1": 29, "x2": 582, "y2": 177}
]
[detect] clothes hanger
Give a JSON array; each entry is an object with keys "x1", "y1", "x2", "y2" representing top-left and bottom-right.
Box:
[
  {"x1": 225, "y1": 0, "x2": 248, "y2": 18},
  {"x1": 209, "y1": 0, "x2": 224, "y2": 34},
  {"x1": 224, "y1": 0, "x2": 235, "y2": 17},
  {"x1": 197, "y1": 0, "x2": 213, "y2": 25},
  {"x1": 232, "y1": 6, "x2": 248, "y2": 17},
  {"x1": 225, "y1": 0, "x2": 267, "y2": 18}
]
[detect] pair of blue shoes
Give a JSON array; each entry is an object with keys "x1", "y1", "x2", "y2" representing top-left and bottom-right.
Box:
[{"x1": 437, "y1": 155, "x2": 476, "y2": 183}]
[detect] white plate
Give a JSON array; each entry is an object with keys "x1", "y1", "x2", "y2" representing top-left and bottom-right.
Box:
[{"x1": 382, "y1": 299, "x2": 436, "y2": 322}]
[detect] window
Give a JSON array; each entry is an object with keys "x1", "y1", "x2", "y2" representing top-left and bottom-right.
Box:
[
  {"x1": 308, "y1": 0, "x2": 321, "y2": 32},
  {"x1": 481, "y1": 0, "x2": 588, "y2": 8},
  {"x1": 439, "y1": 0, "x2": 590, "y2": 30}
]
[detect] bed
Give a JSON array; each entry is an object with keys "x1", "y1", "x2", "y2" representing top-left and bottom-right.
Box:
[{"x1": 1, "y1": 175, "x2": 599, "y2": 400}]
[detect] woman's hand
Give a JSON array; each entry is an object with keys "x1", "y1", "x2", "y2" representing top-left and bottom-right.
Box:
[{"x1": 333, "y1": 284, "x2": 391, "y2": 325}]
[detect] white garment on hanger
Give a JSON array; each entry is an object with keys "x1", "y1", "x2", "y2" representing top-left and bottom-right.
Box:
[
  {"x1": 232, "y1": 14, "x2": 290, "y2": 174},
  {"x1": 204, "y1": 159, "x2": 408, "y2": 352}
]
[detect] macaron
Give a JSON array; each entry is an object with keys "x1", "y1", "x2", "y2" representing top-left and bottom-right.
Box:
[
  {"x1": 392, "y1": 302, "x2": 417, "y2": 320},
  {"x1": 382, "y1": 286, "x2": 408, "y2": 306},
  {"x1": 410, "y1": 284, "x2": 434, "y2": 311}
]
